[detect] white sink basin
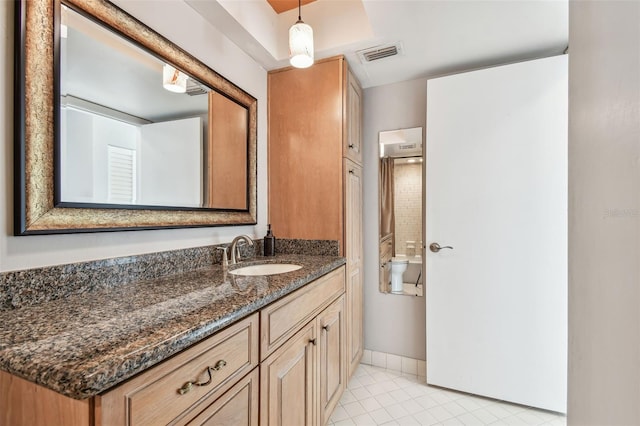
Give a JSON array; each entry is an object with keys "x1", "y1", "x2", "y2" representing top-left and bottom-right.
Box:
[{"x1": 229, "y1": 263, "x2": 302, "y2": 276}]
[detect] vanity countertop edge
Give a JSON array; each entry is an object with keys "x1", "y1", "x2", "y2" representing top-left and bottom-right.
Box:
[{"x1": 0, "y1": 254, "x2": 346, "y2": 399}]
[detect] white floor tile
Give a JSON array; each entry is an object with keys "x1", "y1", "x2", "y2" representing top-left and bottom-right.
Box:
[
  {"x1": 351, "y1": 412, "x2": 376, "y2": 425},
  {"x1": 360, "y1": 396, "x2": 383, "y2": 412},
  {"x1": 389, "y1": 388, "x2": 412, "y2": 403},
  {"x1": 333, "y1": 363, "x2": 565, "y2": 426},
  {"x1": 351, "y1": 386, "x2": 372, "y2": 400},
  {"x1": 429, "y1": 405, "x2": 456, "y2": 422},
  {"x1": 334, "y1": 419, "x2": 357, "y2": 426},
  {"x1": 374, "y1": 393, "x2": 397, "y2": 408},
  {"x1": 343, "y1": 401, "x2": 367, "y2": 418},
  {"x1": 331, "y1": 405, "x2": 351, "y2": 422},
  {"x1": 348, "y1": 376, "x2": 364, "y2": 390},
  {"x1": 441, "y1": 417, "x2": 466, "y2": 426},
  {"x1": 456, "y1": 412, "x2": 484, "y2": 426},
  {"x1": 340, "y1": 389, "x2": 357, "y2": 404},
  {"x1": 482, "y1": 403, "x2": 513, "y2": 419},
  {"x1": 384, "y1": 403, "x2": 409, "y2": 419},
  {"x1": 442, "y1": 401, "x2": 467, "y2": 417},
  {"x1": 412, "y1": 409, "x2": 440, "y2": 425},
  {"x1": 369, "y1": 408, "x2": 393, "y2": 425},
  {"x1": 398, "y1": 399, "x2": 423, "y2": 416},
  {"x1": 415, "y1": 394, "x2": 441, "y2": 410},
  {"x1": 395, "y1": 415, "x2": 421, "y2": 425},
  {"x1": 470, "y1": 407, "x2": 499, "y2": 424}
]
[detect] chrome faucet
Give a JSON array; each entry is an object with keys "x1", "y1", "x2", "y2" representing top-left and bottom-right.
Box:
[{"x1": 229, "y1": 235, "x2": 254, "y2": 265}]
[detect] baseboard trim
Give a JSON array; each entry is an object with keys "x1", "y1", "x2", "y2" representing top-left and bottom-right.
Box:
[{"x1": 360, "y1": 349, "x2": 426, "y2": 378}]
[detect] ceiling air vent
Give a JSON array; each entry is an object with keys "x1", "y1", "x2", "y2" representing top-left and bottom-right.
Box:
[{"x1": 357, "y1": 42, "x2": 403, "y2": 64}]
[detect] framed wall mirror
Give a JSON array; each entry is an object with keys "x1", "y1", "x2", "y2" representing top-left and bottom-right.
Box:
[
  {"x1": 14, "y1": 0, "x2": 257, "y2": 235},
  {"x1": 378, "y1": 127, "x2": 424, "y2": 296}
]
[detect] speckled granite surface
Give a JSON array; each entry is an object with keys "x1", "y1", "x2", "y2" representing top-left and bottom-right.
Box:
[
  {"x1": 0, "y1": 254, "x2": 344, "y2": 399},
  {"x1": 275, "y1": 239, "x2": 340, "y2": 256},
  {"x1": 0, "y1": 238, "x2": 338, "y2": 310}
]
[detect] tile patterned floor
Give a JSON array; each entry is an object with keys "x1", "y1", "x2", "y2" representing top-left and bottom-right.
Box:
[{"x1": 329, "y1": 364, "x2": 566, "y2": 426}]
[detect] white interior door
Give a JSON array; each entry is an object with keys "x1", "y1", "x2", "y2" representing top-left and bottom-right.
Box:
[{"x1": 425, "y1": 55, "x2": 567, "y2": 413}]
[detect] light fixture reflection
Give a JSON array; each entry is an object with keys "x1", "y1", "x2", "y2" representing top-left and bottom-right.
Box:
[
  {"x1": 289, "y1": 0, "x2": 314, "y2": 68},
  {"x1": 163, "y1": 64, "x2": 188, "y2": 93}
]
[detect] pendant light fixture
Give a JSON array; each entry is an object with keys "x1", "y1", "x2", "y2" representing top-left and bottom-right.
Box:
[
  {"x1": 289, "y1": 0, "x2": 314, "y2": 68},
  {"x1": 162, "y1": 64, "x2": 188, "y2": 93}
]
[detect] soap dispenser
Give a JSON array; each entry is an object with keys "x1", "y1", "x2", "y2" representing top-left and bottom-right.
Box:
[{"x1": 263, "y1": 224, "x2": 276, "y2": 256}]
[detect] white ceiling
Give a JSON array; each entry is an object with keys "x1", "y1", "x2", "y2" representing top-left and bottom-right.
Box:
[{"x1": 187, "y1": 0, "x2": 568, "y2": 89}]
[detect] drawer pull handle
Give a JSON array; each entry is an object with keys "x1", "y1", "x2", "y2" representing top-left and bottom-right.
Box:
[
  {"x1": 322, "y1": 324, "x2": 331, "y2": 332},
  {"x1": 309, "y1": 338, "x2": 317, "y2": 346},
  {"x1": 177, "y1": 360, "x2": 227, "y2": 395}
]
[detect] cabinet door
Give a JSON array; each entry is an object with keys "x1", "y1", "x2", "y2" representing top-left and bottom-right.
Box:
[
  {"x1": 344, "y1": 67, "x2": 362, "y2": 164},
  {"x1": 260, "y1": 322, "x2": 317, "y2": 426},
  {"x1": 318, "y1": 296, "x2": 346, "y2": 425},
  {"x1": 344, "y1": 161, "x2": 364, "y2": 377},
  {"x1": 268, "y1": 58, "x2": 344, "y2": 251},
  {"x1": 184, "y1": 368, "x2": 259, "y2": 426}
]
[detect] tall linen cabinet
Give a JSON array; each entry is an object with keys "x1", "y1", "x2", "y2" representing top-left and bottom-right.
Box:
[{"x1": 268, "y1": 55, "x2": 364, "y2": 378}]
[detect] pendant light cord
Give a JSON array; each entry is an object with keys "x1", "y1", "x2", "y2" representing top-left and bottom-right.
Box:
[{"x1": 298, "y1": 0, "x2": 302, "y2": 21}]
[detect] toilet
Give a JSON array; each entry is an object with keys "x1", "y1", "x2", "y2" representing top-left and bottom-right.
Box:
[{"x1": 390, "y1": 258, "x2": 409, "y2": 294}]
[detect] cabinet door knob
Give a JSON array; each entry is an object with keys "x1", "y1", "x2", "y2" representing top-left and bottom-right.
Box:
[
  {"x1": 309, "y1": 338, "x2": 317, "y2": 346},
  {"x1": 348, "y1": 144, "x2": 354, "y2": 149},
  {"x1": 323, "y1": 324, "x2": 331, "y2": 332},
  {"x1": 348, "y1": 169, "x2": 354, "y2": 174}
]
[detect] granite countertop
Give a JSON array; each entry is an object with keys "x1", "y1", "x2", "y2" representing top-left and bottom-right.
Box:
[{"x1": 0, "y1": 254, "x2": 345, "y2": 399}]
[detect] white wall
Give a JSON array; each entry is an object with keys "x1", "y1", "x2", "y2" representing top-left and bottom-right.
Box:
[
  {"x1": 138, "y1": 118, "x2": 202, "y2": 207},
  {"x1": 568, "y1": 1, "x2": 640, "y2": 424},
  {"x1": 363, "y1": 78, "x2": 427, "y2": 360},
  {"x1": 0, "y1": 0, "x2": 268, "y2": 272}
]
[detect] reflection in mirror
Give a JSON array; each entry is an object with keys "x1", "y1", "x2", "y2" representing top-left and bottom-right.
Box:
[
  {"x1": 378, "y1": 127, "x2": 424, "y2": 296},
  {"x1": 59, "y1": 5, "x2": 247, "y2": 209}
]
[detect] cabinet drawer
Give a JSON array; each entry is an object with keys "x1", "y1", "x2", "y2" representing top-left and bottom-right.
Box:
[
  {"x1": 182, "y1": 368, "x2": 259, "y2": 426},
  {"x1": 260, "y1": 266, "x2": 345, "y2": 361},
  {"x1": 98, "y1": 313, "x2": 259, "y2": 426}
]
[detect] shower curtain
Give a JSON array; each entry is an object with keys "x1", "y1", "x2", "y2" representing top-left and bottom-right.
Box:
[{"x1": 379, "y1": 157, "x2": 395, "y2": 255}]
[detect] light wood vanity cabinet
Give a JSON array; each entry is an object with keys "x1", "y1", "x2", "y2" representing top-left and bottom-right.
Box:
[
  {"x1": 268, "y1": 55, "x2": 364, "y2": 381},
  {"x1": 0, "y1": 266, "x2": 347, "y2": 426},
  {"x1": 97, "y1": 313, "x2": 260, "y2": 426}
]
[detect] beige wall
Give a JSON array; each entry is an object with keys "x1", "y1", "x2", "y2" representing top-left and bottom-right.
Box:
[
  {"x1": 0, "y1": 1, "x2": 268, "y2": 272},
  {"x1": 363, "y1": 78, "x2": 427, "y2": 360},
  {"x1": 568, "y1": 1, "x2": 640, "y2": 424}
]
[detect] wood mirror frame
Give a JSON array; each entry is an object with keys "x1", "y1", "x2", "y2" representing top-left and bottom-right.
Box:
[{"x1": 14, "y1": 0, "x2": 257, "y2": 235}]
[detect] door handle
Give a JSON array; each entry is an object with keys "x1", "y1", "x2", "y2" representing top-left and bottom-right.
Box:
[{"x1": 429, "y1": 242, "x2": 453, "y2": 253}]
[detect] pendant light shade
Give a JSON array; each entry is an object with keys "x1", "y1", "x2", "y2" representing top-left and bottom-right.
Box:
[
  {"x1": 162, "y1": 64, "x2": 187, "y2": 93},
  {"x1": 289, "y1": 0, "x2": 314, "y2": 68}
]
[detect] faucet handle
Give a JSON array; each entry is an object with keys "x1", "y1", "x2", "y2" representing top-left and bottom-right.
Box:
[{"x1": 216, "y1": 246, "x2": 229, "y2": 269}]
